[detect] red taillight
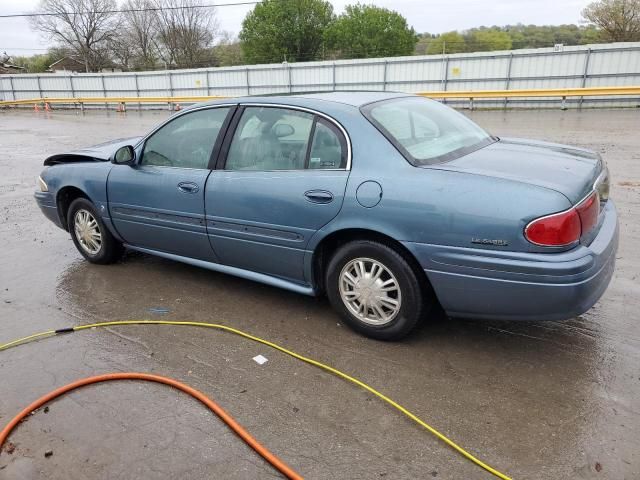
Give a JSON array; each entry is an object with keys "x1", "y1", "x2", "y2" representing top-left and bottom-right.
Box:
[
  {"x1": 575, "y1": 191, "x2": 600, "y2": 235},
  {"x1": 525, "y1": 208, "x2": 581, "y2": 246},
  {"x1": 525, "y1": 191, "x2": 600, "y2": 247}
]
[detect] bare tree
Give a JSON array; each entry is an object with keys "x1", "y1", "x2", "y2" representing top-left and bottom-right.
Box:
[
  {"x1": 109, "y1": 34, "x2": 136, "y2": 70},
  {"x1": 153, "y1": 0, "x2": 218, "y2": 69},
  {"x1": 583, "y1": 0, "x2": 640, "y2": 41},
  {"x1": 30, "y1": 0, "x2": 119, "y2": 72},
  {"x1": 119, "y1": 0, "x2": 158, "y2": 69}
]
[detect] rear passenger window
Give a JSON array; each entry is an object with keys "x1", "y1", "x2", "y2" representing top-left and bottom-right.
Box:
[
  {"x1": 226, "y1": 107, "x2": 314, "y2": 171},
  {"x1": 309, "y1": 120, "x2": 346, "y2": 169},
  {"x1": 225, "y1": 107, "x2": 347, "y2": 171}
]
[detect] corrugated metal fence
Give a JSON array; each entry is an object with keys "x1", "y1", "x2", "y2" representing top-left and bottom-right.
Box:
[{"x1": 2, "y1": 42, "x2": 640, "y2": 108}]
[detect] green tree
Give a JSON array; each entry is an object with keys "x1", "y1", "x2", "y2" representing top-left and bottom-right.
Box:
[
  {"x1": 468, "y1": 29, "x2": 512, "y2": 51},
  {"x1": 240, "y1": 0, "x2": 334, "y2": 63},
  {"x1": 325, "y1": 4, "x2": 417, "y2": 59},
  {"x1": 414, "y1": 33, "x2": 434, "y2": 55},
  {"x1": 12, "y1": 54, "x2": 52, "y2": 73},
  {"x1": 12, "y1": 47, "x2": 71, "y2": 73},
  {"x1": 426, "y1": 31, "x2": 466, "y2": 54},
  {"x1": 582, "y1": 0, "x2": 640, "y2": 41},
  {"x1": 579, "y1": 25, "x2": 604, "y2": 43},
  {"x1": 213, "y1": 32, "x2": 245, "y2": 66},
  {"x1": 462, "y1": 24, "x2": 604, "y2": 52}
]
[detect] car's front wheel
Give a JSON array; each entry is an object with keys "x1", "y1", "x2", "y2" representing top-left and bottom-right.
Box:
[
  {"x1": 326, "y1": 240, "x2": 430, "y2": 340},
  {"x1": 68, "y1": 197, "x2": 123, "y2": 264}
]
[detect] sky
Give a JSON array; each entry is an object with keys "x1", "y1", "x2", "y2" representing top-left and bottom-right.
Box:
[{"x1": 0, "y1": 0, "x2": 594, "y2": 57}]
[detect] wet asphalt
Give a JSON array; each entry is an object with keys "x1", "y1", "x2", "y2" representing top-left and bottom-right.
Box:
[{"x1": 0, "y1": 107, "x2": 638, "y2": 480}]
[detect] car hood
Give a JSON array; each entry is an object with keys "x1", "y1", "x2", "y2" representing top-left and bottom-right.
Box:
[
  {"x1": 430, "y1": 137, "x2": 602, "y2": 204},
  {"x1": 44, "y1": 136, "x2": 142, "y2": 165}
]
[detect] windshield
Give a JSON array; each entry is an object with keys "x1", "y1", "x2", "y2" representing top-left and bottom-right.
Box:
[{"x1": 362, "y1": 97, "x2": 495, "y2": 165}]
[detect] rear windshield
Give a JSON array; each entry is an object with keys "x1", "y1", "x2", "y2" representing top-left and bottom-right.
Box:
[{"x1": 362, "y1": 97, "x2": 495, "y2": 165}]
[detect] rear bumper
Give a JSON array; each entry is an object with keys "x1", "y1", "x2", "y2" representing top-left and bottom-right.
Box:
[
  {"x1": 403, "y1": 201, "x2": 618, "y2": 320},
  {"x1": 34, "y1": 191, "x2": 63, "y2": 229}
]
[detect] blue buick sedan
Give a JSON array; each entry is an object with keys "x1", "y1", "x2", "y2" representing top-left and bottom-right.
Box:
[{"x1": 35, "y1": 92, "x2": 618, "y2": 340}]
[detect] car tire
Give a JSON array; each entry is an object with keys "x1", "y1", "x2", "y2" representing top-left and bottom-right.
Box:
[
  {"x1": 68, "y1": 197, "x2": 123, "y2": 264},
  {"x1": 325, "y1": 240, "x2": 430, "y2": 341}
]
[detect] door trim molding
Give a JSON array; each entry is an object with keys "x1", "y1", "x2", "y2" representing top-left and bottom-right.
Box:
[
  {"x1": 207, "y1": 218, "x2": 305, "y2": 242},
  {"x1": 125, "y1": 244, "x2": 316, "y2": 296},
  {"x1": 111, "y1": 205, "x2": 206, "y2": 227}
]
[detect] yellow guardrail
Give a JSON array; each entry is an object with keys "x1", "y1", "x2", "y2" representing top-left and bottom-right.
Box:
[
  {"x1": 0, "y1": 86, "x2": 638, "y2": 109},
  {"x1": 416, "y1": 85, "x2": 640, "y2": 99},
  {"x1": 0, "y1": 95, "x2": 228, "y2": 107}
]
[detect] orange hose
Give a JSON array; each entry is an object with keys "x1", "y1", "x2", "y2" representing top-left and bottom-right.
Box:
[{"x1": 0, "y1": 373, "x2": 303, "y2": 480}]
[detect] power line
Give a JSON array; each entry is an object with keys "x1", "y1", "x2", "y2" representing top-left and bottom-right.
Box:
[
  {"x1": 1, "y1": 47, "x2": 50, "y2": 51},
  {"x1": 0, "y1": 1, "x2": 260, "y2": 19}
]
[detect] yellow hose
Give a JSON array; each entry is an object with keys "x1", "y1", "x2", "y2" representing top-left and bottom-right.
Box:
[
  {"x1": 0, "y1": 320, "x2": 512, "y2": 480},
  {"x1": 0, "y1": 329, "x2": 56, "y2": 350}
]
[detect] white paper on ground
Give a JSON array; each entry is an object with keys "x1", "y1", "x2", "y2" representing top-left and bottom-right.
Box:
[{"x1": 253, "y1": 354, "x2": 268, "y2": 365}]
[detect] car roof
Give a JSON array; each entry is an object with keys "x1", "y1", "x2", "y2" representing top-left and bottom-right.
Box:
[
  {"x1": 291, "y1": 91, "x2": 412, "y2": 106},
  {"x1": 199, "y1": 91, "x2": 413, "y2": 109}
]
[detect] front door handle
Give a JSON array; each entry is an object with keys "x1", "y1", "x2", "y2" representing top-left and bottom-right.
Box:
[
  {"x1": 178, "y1": 182, "x2": 199, "y2": 194},
  {"x1": 304, "y1": 190, "x2": 334, "y2": 204}
]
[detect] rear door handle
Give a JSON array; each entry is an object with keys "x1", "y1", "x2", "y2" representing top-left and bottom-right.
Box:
[
  {"x1": 304, "y1": 190, "x2": 334, "y2": 204},
  {"x1": 178, "y1": 182, "x2": 199, "y2": 194}
]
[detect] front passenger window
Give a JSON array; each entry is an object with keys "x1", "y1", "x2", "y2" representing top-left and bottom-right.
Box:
[{"x1": 141, "y1": 107, "x2": 230, "y2": 169}]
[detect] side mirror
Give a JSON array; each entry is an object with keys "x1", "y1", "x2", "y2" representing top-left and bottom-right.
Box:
[{"x1": 112, "y1": 145, "x2": 135, "y2": 165}]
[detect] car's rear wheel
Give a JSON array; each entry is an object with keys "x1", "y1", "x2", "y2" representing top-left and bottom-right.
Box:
[
  {"x1": 326, "y1": 240, "x2": 430, "y2": 340},
  {"x1": 68, "y1": 197, "x2": 123, "y2": 264}
]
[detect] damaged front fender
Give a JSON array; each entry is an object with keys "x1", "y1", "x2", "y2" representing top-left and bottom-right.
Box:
[{"x1": 44, "y1": 136, "x2": 142, "y2": 165}]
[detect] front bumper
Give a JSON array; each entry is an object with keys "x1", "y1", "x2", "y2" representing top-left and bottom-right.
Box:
[
  {"x1": 403, "y1": 201, "x2": 619, "y2": 321},
  {"x1": 34, "y1": 191, "x2": 63, "y2": 229}
]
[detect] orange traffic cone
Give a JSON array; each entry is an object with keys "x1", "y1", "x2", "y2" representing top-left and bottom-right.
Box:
[
  {"x1": 44, "y1": 102, "x2": 52, "y2": 112},
  {"x1": 34, "y1": 103, "x2": 40, "y2": 112}
]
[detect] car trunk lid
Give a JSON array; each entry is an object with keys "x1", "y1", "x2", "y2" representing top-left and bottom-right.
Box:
[{"x1": 429, "y1": 136, "x2": 603, "y2": 205}]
